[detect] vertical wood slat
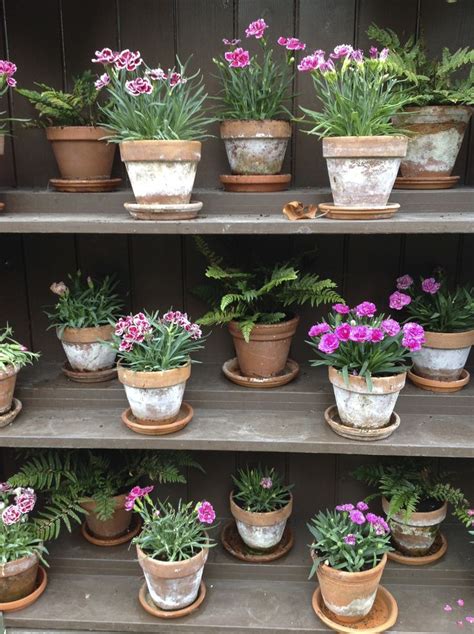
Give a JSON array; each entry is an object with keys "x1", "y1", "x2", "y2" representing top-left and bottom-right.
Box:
[{"x1": 0, "y1": 235, "x2": 31, "y2": 348}]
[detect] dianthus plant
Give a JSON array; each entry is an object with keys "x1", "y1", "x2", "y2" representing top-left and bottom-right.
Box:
[
  {"x1": 113, "y1": 310, "x2": 205, "y2": 372},
  {"x1": 232, "y1": 466, "x2": 293, "y2": 513},
  {"x1": 92, "y1": 48, "x2": 212, "y2": 141},
  {"x1": 307, "y1": 301, "x2": 425, "y2": 389},
  {"x1": 126, "y1": 486, "x2": 216, "y2": 562},
  {"x1": 299, "y1": 44, "x2": 411, "y2": 137},
  {"x1": 389, "y1": 272, "x2": 474, "y2": 333},
  {"x1": 213, "y1": 18, "x2": 306, "y2": 120},
  {"x1": 308, "y1": 501, "x2": 392, "y2": 575},
  {"x1": 0, "y1": 326, "x2": 39, "y2": 373}
]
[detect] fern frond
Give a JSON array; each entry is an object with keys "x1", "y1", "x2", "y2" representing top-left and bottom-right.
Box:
[{"x1": 277, "y1": 275, "x2": 342, "y2": 308}]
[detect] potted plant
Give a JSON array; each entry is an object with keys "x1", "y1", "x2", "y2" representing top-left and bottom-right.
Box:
[
  {"x1": 127, "y1": 487, "x2": 216, "y2": 612},
  {"x1": 389, "y1": 273, "x2": 474, "y2": 391},
  {"x1": 307, "y1": 302, "x2": 424, "y2": 437},
  {"x1": 93, "y1": 50, "x2": 212, "y2": 220},
  {"x1": 0, "y1": 59, "x2": 18, "y2": 189},
  {"x1": 230, "y1": 466, "x2": 293, "y2": 551},
  {"x1": 113, "y1": 310, "x2": 204, "y2": 433},
  {"x1": 47, "y1": 272, "x2": 122, "y2": 383},
  {"x1": 354, "y1": 461, "x2": 472, "y2": 558},
  {"x1": 16, "y1": 71, "x2": 119, "y2": 192},
  {"x1": 195, "y1": 237, "x2": 341, "y2": 386},
  {"x1": 368, "y1": 25, "x2": 473, "y2": 189},
  {"x1": 308, "y1": 501, "x2": 392, "y2": 624},
  {"x1": 214, "y1": 19, "x2": 304, "y2": 191},
  {"x1": 298, "y1": 45, "x2": 410, "y2": 219},
  {"x1": 0, "y1": 326, "x2": 39, "y2": 426}
]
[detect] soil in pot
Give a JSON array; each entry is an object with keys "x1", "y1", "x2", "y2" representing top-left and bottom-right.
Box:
[
  {"x1": 58, "y1": 325, "x2": 116, "y2": 373},
  {"x1": 80, "y1": 493, "x2": 132, "y2": 539},
  {"x1": 0, "y1": 554, "x2": 39, "y2": 603},
  {"x1": 0, "y1": 365, "x2": 18, "y2": 414}
]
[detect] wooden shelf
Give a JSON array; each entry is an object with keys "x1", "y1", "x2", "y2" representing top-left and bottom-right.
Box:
[
  {"x1": 1, "y1": 362, "x2": 472, "y2": 456},
  {"x1": 0, "y1": 188, "x2": 473, "y2": 234}
]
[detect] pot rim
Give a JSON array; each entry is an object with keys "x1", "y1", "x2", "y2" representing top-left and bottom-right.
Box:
[
  {"x1": 80, "y1": 492, "x2": 126, "y2": 511},
  {"x1": 220, "y1": 119, "x2": 292, "y2": 139},
  {"x1": 322, "y1": 135, "x2": 408, "y2": 158},
  {"x1": 136, "y1": 542, "x2": 208, "y2": 578},
  {"x1": 0, "y1": 552, "x2": 39, "y2": 576},
  {"x1": 228, "y1": 315, "x2": 299, "y2": 342},
  {"x1": 318, "y1": 551, "x2": 387, "y2": 580},
  {"x1": 119, "y1": 139, "x2": 202, "y2": 163},
  {"x1": 117, "y1": 360, "x2": 191, "y2": 388},
  {"x1": 59, "y1": 324, "x2": 114, "y2": 343},
  {"x1": 45, "y1": 126, "x2": 112, "y2": 141},
  {"x1": 382, "y1": 496, "x2": 448, "y2": 525},
  {"x1": 0, "y1": 364, "x2": 20, "y2": 380},
  {"x1": 230, "y1": 491, "x2": 293, "y2": 526},
  {"x1": 423, "y1": 329, "x2": 474, "y2": 350},
  {"x1": 328, "y1": 367, "x2": 406, "y2": 393}
]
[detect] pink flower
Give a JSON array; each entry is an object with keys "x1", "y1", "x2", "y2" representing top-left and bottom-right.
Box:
[
  {"x1": 349, "y1": 509, "x2": 366, "y2": 525},
  {"x1": 297, "y1": 53, "x2": 322, "y2": 72},
  {"x1": 349, "y1": 325, "x2": 370, "y2": 342},
  {"x1": 333, "y1": 303, "x2": 350, "y2": 315},
  {"x1": 223, "y1": 38, "x2": 241, "y2": 46},
  {"x1": 94, "y1": 73, "x2": 110, "y2": 90},
  {"x1": 148, "y1": 68, "x2": 167, "y2": 81},
  {"x1": 467, "y1": 509, "x2": 474, "y2": 516},
  {"x1": 396, "y1": 274, "x2": 413, "y2": 290},
  {"x1": 115, "y1": 49, "x2": 142, "y2": 71},
  {"x1": 403, "y1": 322, "x2": 425, "y2": 340},
  {"x1": 421, "y1": 277, "x2": 441, "y2": 295},
  {"x1": 125, "y1": 77, "x2": 153, "y2": 96},
  {"x1": 2, "y1": 504, "x2": 22, "y2": 525},
  {"x1": 356, "y1": 501, "x2": 369, "y2": 512},
  {"x1": 389, "y1": 291, "x2": 411, "y2": 311},
  {"x1": 0, "y1": 482, "x2": 11, "y2": 493},
  {"x1": 6, "y1": 76, "x2": 16, "y2": 87},
  {"x1": 169, "y1": 72, "x2": 186, "y2": 87},
  {"x1": 369, "y1": 46, "x2": 379, "y2": 59},
  {"x1": 277, "y1": 37, "x2": 306, "y2": 51},
  {"x1": 308, "y1": 322, "x2": 330, "y2": 337},
  {"x1": 336, "y1": 503, "x2": 354, "y2": 512},
  {"x1": 319, "y1": 58, "x2": 335, "y2": 72},
  {"x1": 381, "y1": 319, "x2": 401, "y2": 336},
  {"x1": 457, "y1": 599, "x2": 464, "y2": 607},
  {"x1": 351, "y1": 49, "x2": 364, "y2": 63},
  {"x1": 92, "y1": 48, "x2": 118, "y2": 64},
  {"x1": 379, "y1": 48, "x2": 389, "y2": 61},
  {"x1": 335, "y1": 323, "x2": 352, "y2": 342},
  {"x1": 330, "y1": 44, "x2": 353, "y2": 59},
  {"x1": 355, "y1": 301, "x2": 377, "y2": 318},
  {"x1": 403, "y1": 337, "x2": 423, "y2": 352},
  {"x1": 260, "y1": 477, "x2": 273, "y2": 489},
  {"x1": 50, "y1": 281, "x2": 68, "y2": 296},
  {"x1": 444, "y1": 605, "x2": 453, "y2": 612},
  {"x1": 318, "y1": 333, "x2": 340, "y2": 354},
  {"x1": 466, "y1": 617, "x2": 474, "y2": 624},
  {"x1": 344, "y1": 534, "x2": 356, "y2": 546},
  {"x1": 370, "y1": 328, "x2": 384, "y2": 343},
  {"x1": 16, "y1": 489, "x2": 36, "y2": 514},
  {"x1": 224, "y1": 47, "x2": 250, "y2": 68},
  {"x1": 0, "y1": 60, "x2": 16, "y2": 77},
  {"x1": 124, "y1": 485, "x2": 154, "y2": 511},
  {"x1": 196, "y1": 500, "x2": 216, "y2": 524},
  {"x1": 245, "y1": 18, "x2": 268, "y2": 39}
]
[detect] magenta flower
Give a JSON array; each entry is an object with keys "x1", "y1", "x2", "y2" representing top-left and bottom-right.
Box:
[
  {"x1": 318, "y1": 333, "x2": 340, "y2": 354},
  {"x1": 344, "y1": 534, "x2": 356, "y2": 546},
  {"x1": 349, "y1": 325, "x2": 370, "y2": 343},
  {"x1": 6, "y1": 76, "x2": 16, "y2": 87},
  {"x1": 297, "y1": 53, "x2": 323, "y2": 72},
  {"x1": 277, "y1": 37, "x2": 306, "y2": 51},
  {"x1": 380, "y1": 318, "x2": 401, "y2": 336},
  {"x1": 335, "y1": 323, "x2": 352, "y2": 342},
  {"x1": 16, "y1": 489, "x2": 36, "y2": 514},
  {"x1": 308, "y1": 322, "x2": 330, "y2": 337},
  {"x1": 444, "y1": 605, "x2": 453, "y2": 612},
  {"x1": 467, "y1": 509, "x2": 474, "y2": 516},
  {"x1": 0, "y1": 60, "x2": 17, "y2": 79},
  {"x1": 396, "y1": 274, "x2": 413, "y2": 290},
  {"x1": 402, "y1": 322, "x2": 425, "y2": 351},
  {"x1": 94, "y1": 73, "x2": 110, "y2": 90},
  {"x1": 1, "y1": 504, "x2": 22, "y2": 525},
  {"x1": 336, "y1": 503, "x2": 354, "y2": 512},
  {"x1": 224, "y1": 47, "x2": 250, "y2": 68},
  {"x1": 319, "y1": 58, "x2": 335, "y2": 72},
  {"x1": 349, "y1": 509, "x2": 366, "y2": 525},
  {"x1": 356, "y1": 501, "x2": 369, "y2": 512},
  {"x1": 389, "y1": 291, "x2": 412, "y2": 311},
  {"x1": 421, "y1": 277, "x2": 441, "y2": 295},
  {"x1": 330, "y1": 44, "x2": 353, "y2": 59},
  {"x1": 333, "y1": 303, "x2": 350, "y2": 315},
  {"x1": 260, "y1": 477, "x2": 273, "y2": 489},
  {"x1": 355, "y1": 301, "x2": 377, "y2": 318},
  {"x1": 115, "y1": 49, "x2": 142, "y2": 71},
  {"x1": 125, "y1": 77, "x2": 153, "y2": 96},
  {"x1": 351, "y1": 49, "x2": 364, "y2": 63},
  {"x1": 369, "y1": 46, "x2": 379, "y2": 59},
  {"x1": 196, "y1": 500, "x2": 216, "y2": 524},
  {"x1": 0, "y1": 482, "x2": 11, "y2": 493},
  {"x1": 457, "y1": 599, "x2": 465, "y2": 607},
  {"x1": 369, "y1": 328, "x2": 384, "y2": 343},
  {"x1": 379, "y1": 48, "x2": 389, "y2": 61},
  {"x1": 92, "y1": 48, "x2": 118, "y2": 64},
  {"x1": 148, "y1": 68, "x2": 167, "y2": 81},
  {"x1": 466, "y1": 617, "x2": 474, "y2": 624},
  {"x1": 124, "y1": 485, "x2": 154, "y2": 511},
  {"x1": 223, "y1": 38, "x2": 241, "y2": 46},
  {"x1": 169, "y1": 72, "x2": 186, "y2": 87},
  {"x1": 245, "y1": 18, "x2": 268, "y2": 39}
]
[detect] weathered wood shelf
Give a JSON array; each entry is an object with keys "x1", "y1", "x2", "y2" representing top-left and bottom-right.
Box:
[
  {"x1": 0, "y1": 188, "x2": 473, "y2": 234},
  {"x1": 1, "y1": 362, "x2": 472, "y2": 456}
]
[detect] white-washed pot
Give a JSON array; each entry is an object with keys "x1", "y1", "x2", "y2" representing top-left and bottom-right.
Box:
[
  {"x1": 230, "y1": 492, "x2": 292, "y2": 550},
  {"x1": 412, "y1": 330, "x2": 474, "y2": 381},
  {"x1": 328, "y1": 367, "x2": 406, "y2": 429},
  {"x1": 59, "y1": 325, "x2": 116, "y2": 372}
]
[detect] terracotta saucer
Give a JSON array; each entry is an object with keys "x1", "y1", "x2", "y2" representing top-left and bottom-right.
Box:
[
  {"x1": 139, "y1": 580, "x2": 206, "y2": 619},
  {"x1": 124, "y1": 200, "x2": 202, "y2": 220},
  {"x1": 222, "y1": 357, "x2": 299, "y2": 388},
  {"x1": 319, "y1": 202, "x2": 399, "y2": 221},
  {"x1": 221, "y1": 521, "x2": 294, "y2": 562},
  {"x1": 121, "y1": 402, "x2": 193, "y2": 436},
  {"x1": 388, "y1": 532, "x2": 447, "y2": 566},
  {"x1": 408, "y1": 368, "x2": 470, "y2": 393},
  {"x1": 220, "y1": 174, "x2": 291, "y2": 192},
  {"x1": 62, "y1": 362, "x2": 117, "y2": 383},
  {"x1": 49, "y1": 177, "x2": 122, "y2": 192},
  {"x1": 312, "y1": 585, "x2": 398, "y2": 633},
  {"x1": 394, "y1": 175, "x2": 459, "y2": 190},
  {"x1": 324, "y1": 405, "x2": 400, "y2": 441},
  {"x1": 0, "y1": 566, "x2": 48, "y2": 613},
  {"x1": 81, "y1": 515, "x2": 142, "y2": 547},
  {"x1": 0, "y1": 398, "x2": 23, "y2": 429}
]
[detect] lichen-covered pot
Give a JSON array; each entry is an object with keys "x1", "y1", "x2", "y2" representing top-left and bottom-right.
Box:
[
  {"x1": 120, "y1": 140, "x2": 201, "y2": 204},
  {"x1": 230, "y1": 491, "x2": 292, "y2": 550},
  {"x1": 382, "y1": 497, "x2": 447, "y2": 556},
  {"x1": 0, "y1": 364, "x2": 19, "y2": 414},
  {"x1": 137, "y1": 544, "x2": 208, "y2": 611},
  {"x1": 393, "y1": 106, "x2": 472, "y2": 177},
  {"x1": 0, "y1": 553, "x2": 39, "y2": 603},
  {"x1": 322, "y1": 136, "x2": 408, "y2": 208},
  {"x1": 228, "y1": 316, "x2": 299, "y2": 379},
  {"x1": 80, "y1": 493, "x2": 131, "y2": 539},
  {"x1": 412, "y1": 330, "x2": 474, "y2": 382},
  {"x1": 328, "y1": 367, "x2": 406, "y2": 429},
  {"x1": 117, "y1": 362, "x2": 191, "y2": 424},
  {"x1": 220, "y1": 120, "x2": 291, "y2": 175},
  {"x1": 59, "y1": 325, "x2": 116, "y2": 372}
]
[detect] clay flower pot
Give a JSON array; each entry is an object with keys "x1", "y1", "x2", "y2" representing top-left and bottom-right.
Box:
[
  {"x1": 230, "y1": 491, "x2": 292, "y2": 550},
  {"x1": 117, "y1": 362, "x2": 191, "y2": 424},
  {"x1": 46, "y1": 126, "x2": 115, "y2": 180},
  {"x1": 317, "y1": 553, "x2": 387, "y2": 624},
  {"x1": 328, "y1": 367, "x2": 406, "y2": 429},
  {"x1": 0, "y1": 365, "x2": 19, "y2": 414},
  {"x1": 228, "y1": 316, "x2": 299, "y2": 378},
  {"x1": 322, "y1": 136, "x2": 408, "y2": 207},
  {"x1": 58, "y1": 325, "x2": 116, "y2": 372},
  {"x1": 382, "y1": 497, "x2": 447, "y2": 557},
  {"x1": 80, "y1": 493, "x2": 132, "y2": 539},
  {"x1": 119, "y1": 140, "x2": 201, "y2": 204},
  {"x1": 137, "y1": 544, "x2": 208, "y2": 611},
  {"x1": 412, "y1": 330, "x2": 474, "y2": 382},
  {"x1": 393, "y1": 106, "x2": 472, "y2": 178},
  {"x1": 220, "y1": 120, "x2": 291, "y2": 175},
  {"x1": 0, "y1": 553, "x2": 39, "y2": 603}
]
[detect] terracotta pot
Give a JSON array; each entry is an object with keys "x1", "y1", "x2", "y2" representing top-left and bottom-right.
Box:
[
  {"x1": 120, "y1": 140, "x2": 201, "y2": 204},
  {"x1": 137, "y1": 544, "x2": 208, "y2": 611},
  {"x1": 0, "y1": 554, "x2": 39, "y2": 603},
  {"x1": 382, "y1": 497, "x2": 447, "y2": 557},
  {"x1": 0, "y1": 365, "x2": 19, "y2": 414},
  {"x1": 393, "y1": 106, "x2": 472, "y2": 177},
  {"x1": 220, "y1": 120, "x2": 291, "y2": 175},
  {"x1": 45, "y1": 126, "x2": 115, "y2": 180},
  {"x1": 58, "y1": 325, "x2": 116, "y2": 372},
  {"x1": 328, "y1": 367, "x2": 406, "y2": 429},
  {"x1": 118, "y1": 362, "x2": 191, "y2": 424},
  {"x1": 228, "y1": 316, "x2": 299, "y2": 379},
  {"x1": 80, "y1": 493, "x2": 131, "y2": 539},
  {"x1": 322, "y1": 136, "x2": 407, "y2": 208},
  {"x1": 230, "y1": 491, "x2": 292, "y2": 550},
  {"x1": 412, "y1": 330, "x2": 474, "y2": 382},
  {"x1": 316, "y1": 553, "x2": 387, "y2": 624}
]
